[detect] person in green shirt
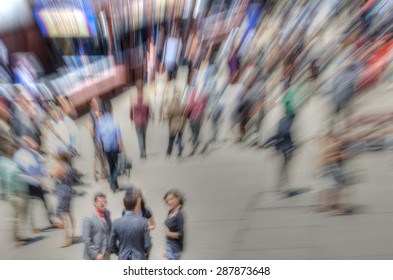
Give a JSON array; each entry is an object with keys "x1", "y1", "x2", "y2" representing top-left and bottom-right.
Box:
[{"x1": 0, "y1": 135, "x2": 29, "y2": 246}]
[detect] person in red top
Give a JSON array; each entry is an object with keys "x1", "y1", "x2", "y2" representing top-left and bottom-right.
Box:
[
  {"x1": 186, "y1": 90, "x2": 207, "y2": 156},
  {"x1": 130, "y1": 84, "x2": 150, "y2": 159}
]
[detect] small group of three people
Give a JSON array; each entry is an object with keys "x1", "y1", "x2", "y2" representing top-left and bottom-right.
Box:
[{"x1": 83, "y1": 187, "x2": 185, "y2": 260}]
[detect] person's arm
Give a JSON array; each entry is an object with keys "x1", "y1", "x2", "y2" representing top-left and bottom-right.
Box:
[
  {"x1": 100, "y1": 210, "x2": 111, "y2": 258},
  {"x1": 146, "y1": 210, "x2": 156, "y2": 231},
  {"x1": 83, "y1": 218, "x2": 103, "y2": 260},
  {"x1": 88, "y1": 118, "x2": 95, "y2": 137},
  {"x1": 143, "y1": 221, "x2": 152, "y2": 256},
  {"x1": 148, "y1": 217, "x2": 156, "y2": 231},
  {"x1": 109, "y1": 223, "x2": 119, "y2": 255},
  {"x1": 116, "y1": 127, "x2": 124, "y2": 153},
  {"x1": 164, "y1": 212, "x2": 184, "y2": 239}
]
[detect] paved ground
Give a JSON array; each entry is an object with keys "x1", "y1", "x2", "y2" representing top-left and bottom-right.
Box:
[{"x1": 1, "y1": 65, "x2": 393, "y2": 260}]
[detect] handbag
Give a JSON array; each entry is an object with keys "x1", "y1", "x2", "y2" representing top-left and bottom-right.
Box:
[{"x1": 117, "y1": 153, "x2": 132, "y2": 178}]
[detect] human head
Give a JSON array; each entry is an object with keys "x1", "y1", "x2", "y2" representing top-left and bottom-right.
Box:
[
  {"x1": 164, "y1": 189, "x2": 184, "y2": 209},
  {"x1": 123, "y1": 188, "x2": 141, "y2": 211},
  {"x1": 103, "y1": 101, "x2": 112, "y2": 114},
  {"x1": 94, "y1": 192, "x2": 107, "y2": 213},
  {"x1": 57, "y1": 152, "x2": 71, "y2": 165},
  {"x1": 0, "y1": 133, "x2": 18, "y2": 158}
]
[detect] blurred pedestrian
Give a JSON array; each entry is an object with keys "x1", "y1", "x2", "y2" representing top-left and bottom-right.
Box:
[
  {"x1": 0, "y1": 135, "x2": 29, "y2": 247},
  {"x1": 13, "y1": 136, "x2": 58, "y2": 232},
  {"x1": 109, "y1": 190, "x2": 152, "y2": 260},
  {"x1": 97, "y1": 101, "x2": 124, "y2": 192},
  {"x1": 186, "y1": 90, "x2": 207, "y2": 156},
  {"x1": 152, "y1": 63, "x2": 168, "y2": 123},
  {"x1": 163, "y1": 28, "x2": 183, "y2": 80},
  {"x1": 262, "y1": 114, "x2": 296, "y2": 190},
  {"x1": 11, "y1": 92, "x2": 42, "y2": 148},
  {"x1": 164, "y1": 189, "x2": 185, "y2": 260},
  {"x1": 83, "y1": 192, "x2": 112, "y2": 260},
  {"x1": 88, "y1": 97, "x2": 107, "y2": 181},
  {"x1": 51, "y1": 153, "x2": 76, "y2": 248},
  {"x1": 130, "y1": 84, "x2": 150, "y2": 159},
  {"x1": 166, "y1": 96, "x2": 186, "y2": 157},
  {"x1": 316, "y1": 133, "x2": 351, "y2": 214},
  {"x1": 200, "y1": 82, "x2": 225, "y2": 154}
]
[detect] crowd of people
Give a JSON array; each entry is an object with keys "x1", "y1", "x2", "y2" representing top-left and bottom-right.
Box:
[{"x1": 2, "y1": 0, "x2": 393, "y2": 258}]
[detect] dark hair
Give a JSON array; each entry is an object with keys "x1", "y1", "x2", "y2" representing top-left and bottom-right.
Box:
[
  {"x1": 164, "y1": 189, "x2": 184, "y2": 206},
  {"x1": 123, "y1": 190, "x2": 139, "y2": 211},
  {"x1": 94, "y1": 192, "x2": 106, "y2": 202},
  {"x1": 58, "y1": 152, "x2": 71, "y2": 164},
  {"x1": 103, "y1": 101, "x2": 112, "y2": 114},
  {"x1": 0, "y1": 134, "x2": 17, "y2": 157}
]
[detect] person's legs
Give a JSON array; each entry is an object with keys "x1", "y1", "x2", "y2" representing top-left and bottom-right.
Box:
[
  {"x1": 136, "y1": 128, "x2": 146, "y2": 157},
  {"x1": 167, "y1": 134, "x2": 176, "y2": 155},
  {"x1": 96, "y1": 143, "x2": 108, "y2": 179},
  {"x1": 277, "y1": 148, "x2": 292, "y2": 190},
  {"x1": 255, "y1": 109, "x2": 264, "y2": 132},
  {"x1": 111, "y1": 151, "x2": 119, "y2": 189},
  {"x1": 142, "y1": 128, "x2": 147, "y2": 157},
  {"x1": 177, "y1": 132, "x2": 184, "y2": 156},
  {"x1": 60, "y1": 213, "x2": 72, "y2": 247},
  {"x1": 105, "y1": 152, "x2": 114, "y2": 184},
  {"x1": 166, "y1": 244, "x2": 181, "y2": 260},
  {"x1": 212, "y1": 110, "x2": 222, "y2": 142},
  {"x1": 9, "y1": 195, "x2": 28, "y2": 243},
  {"x1": 190, "y1": 120, "x2": 201, "y2": 155},
  {"x1": 28, "y1": 184, "x2": 53, "y2": 228},
  {"x1": 261, "y1": 134, "x2": 279, "y2": 149},
  {"x1": 69, "y1": 211, "x2": 76, "y2": 240},
  {"x1": 105, "y1": 151, "x2": 119, "y2": 191}
]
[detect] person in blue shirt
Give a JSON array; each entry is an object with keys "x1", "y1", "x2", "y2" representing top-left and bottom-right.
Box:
[{"x1": 96, "y1": 101, "x2": 124, "y2": 192}]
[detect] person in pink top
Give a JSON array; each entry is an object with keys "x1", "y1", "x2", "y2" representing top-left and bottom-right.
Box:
[{"x1": 130, "y1": 83, "x2": 150, "y2": 159}]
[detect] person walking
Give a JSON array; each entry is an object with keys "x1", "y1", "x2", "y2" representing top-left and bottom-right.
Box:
[
  {"x1": 130, "y1": 84, "x2": 150, "y2": 159},
  {"x1": 13, "y1": 136, "x2": 58, "y2": 232},
  {"x1": 166, "y1": 96, "x2": 186, "y2": 157},
  {"x1": 262, "y1": 114, "x2": 296, "y2": 190},
  {"x1": 186, "y1": 90, "x2": 207, "y2": 156},
  {"x1": 0, "y1": 135, "x2": 30, "y2": 247},
  {"x1": 83, "y1": 192, "x2": 112, "y2": 260},
  {"x1": 88, "y1": 97, "x2": 107, "y2": 181},
  {"x1": 51, "y1": 153, "x2": 76, "y2": 248},
  {"x1": 97, "y1": 101, "x2": 124, "y2": 192}
]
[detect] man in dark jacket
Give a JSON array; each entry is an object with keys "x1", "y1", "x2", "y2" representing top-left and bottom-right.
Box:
[
  {"x1": 262, "y1": 114, "x2": 296, "y2": 190},
  {"x1": 109, "y1": 191, "x2": 151, "y2": 260}
]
